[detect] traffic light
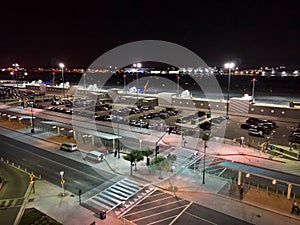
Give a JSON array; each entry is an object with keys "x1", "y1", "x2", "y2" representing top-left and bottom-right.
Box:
[{"x1": 155, "y1": 145, "x2": 160, "y2": 156}]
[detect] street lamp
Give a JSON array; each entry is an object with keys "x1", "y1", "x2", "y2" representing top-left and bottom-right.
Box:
[
  {"x1": 139, "y1": 139, "x2": 142, "y2": 151},
  {"x1": 133, "y1": 63, "x2": 142, "y2": 107},
  {"x1": 224, "y1": 62, "x2": 235, "y2": 119},
  {"x1": 251, "y1": 78, "x2": 257, "y2": 103},
  {"x1": 12, "y1": 63, "x2": 19, "y2": 87},
  {"x1": 83, "y1": 73, "x2": 86, "y2": 89},
  {"x1": 265, "y1": 136, "x2": 270, "y2": 151},
  {"x1": 123, "y1": 74, "x2": 127, "y2": 92},
  {"x1": 177, "y1": 75, "x2": 180, "y2": 96},
  {"x1": 60, "y1": 171, "x2": 65, "y2": 196},
  {"x1": 31, "y1": 104, "x2": 35, "y2": 133},
  {"x1": 202, "y1": 133, "x2": 210, "y2": 184},
  {"x1": 59, "y1": 63, "x2": 65, "y2": 98}
]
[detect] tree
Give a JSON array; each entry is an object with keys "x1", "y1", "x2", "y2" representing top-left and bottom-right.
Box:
[
  {"x1": 151, "y1": 154, "x2": 177, "y2": 179},
  {"x1": 123, "y1": 150, "x2": 144, "y2": 171},
  {"x1": 142, "y1": 149, "x2": 153, "y2": 166}
]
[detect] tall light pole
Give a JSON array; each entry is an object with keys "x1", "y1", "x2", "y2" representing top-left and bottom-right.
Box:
[
  {"x1": 60, "y1": 171, "x2": 65, "y2": 196},
  {"x1": 224, "y1": 62, "x2": 235, "y2": 119},
  {"x1": 177, "y1": 75, "x2": 180, "y2": 96},
  {"x1": 59, "y1": 63, "x2": 65, "y2": 98},
  {"x1": 139, "y1": 139, "x2": 142, "y2": 151},
  {"x1": 31, "y1": 104, "x2": 35, "y2": 133},
  {"x1": 265, "y1": 136, "x2": 270, "y2": 151},
  {"x1": 202, "y1": 133, "x2": 210, "y2": 184},
  {"x1": 83, "y1": 73, "x2": 86, "y2": 89},
  {"x1": 123, "y1": 74, "x2": 127, "y2": 92},
  {"x1": 12, "y1": 63, "x2": 19, "y2": 87},
  {"x1": 251, "y1": 78, "x2": 257, "y2": 104},
  {"x1": 133, "y1": 63, "x2": 142, "y2": 107}
]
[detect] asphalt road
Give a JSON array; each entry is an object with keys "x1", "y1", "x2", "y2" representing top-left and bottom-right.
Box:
[
  {"x1": 124, "y1": 189, "x2": 254, "y2": 225},
  {"x1": 0, "y1": 161, "x2": 28, "y2": 225},
  {"x1": 0, "y1": 134, "x2": 119, "y2": 195}
]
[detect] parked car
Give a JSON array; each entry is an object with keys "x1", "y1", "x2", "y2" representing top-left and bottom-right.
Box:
[
  {"x1": 248, "y1": 128, "x2": 264, "y2": 137},
  {"x1": 288, "y1": 134, "x2": 300, "y2": 144},
  {"x1": 60, "y1": 143, "x2": 78, "y2": 152},
  {"x1": 85, "y1": 151, "x2": 104, "y2": 162},
  {"x1": 200, "y1": 121, "x2": 212, "y2": 130}
]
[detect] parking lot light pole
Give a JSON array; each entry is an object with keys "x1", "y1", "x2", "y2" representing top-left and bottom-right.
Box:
[
  {"x1": 59, "y1": 63, "x2": 65, "y2": 98},
  {"x1": 265, "y1": 136, "x2": 270, "y2": 151},
  {"x1": 251, "y1": 78, "x2": 257, "y2": 103},
  {"x1": 202, "y1": 133, "x2": 210, "y2": 184},
  {"x1": 31, "y1": 104, "x2": 35, "y2": 133},
  {"x1": 133, "y1": 63, "x2": 142, "y2": 107},
  {"x1": 224, "y1": 62, "x2": 235, "y2": 119},
  {"x1": 177, "y1": 75, "x2": 180, "y2": 96}
]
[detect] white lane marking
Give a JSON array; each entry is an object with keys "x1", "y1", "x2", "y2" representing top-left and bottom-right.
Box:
[
  {"x1": 185, "y1": 211, "x2": 218, "y2": 225},
  {"x1": 169, "y1": 201, "x2": 193, "y2": 225}
]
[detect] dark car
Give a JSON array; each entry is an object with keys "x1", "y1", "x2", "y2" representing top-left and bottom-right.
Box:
[
  {"x1": 200, "y1": 121, "x2": 212, "y2": 130},
  {"x1": 288, "y1": 134, "x2": 300, "y2": 144},
  {"x1": 241, "y1": 123, "x2": 251, "y2": 129}
]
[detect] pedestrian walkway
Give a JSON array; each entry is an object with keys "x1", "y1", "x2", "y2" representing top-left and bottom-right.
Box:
[
  {"x1": 0, "y1": 197, "x2": 24, "y2": 208},
  {"x1": 82, "y1": 177, "x2": 152, "y2": 214}
]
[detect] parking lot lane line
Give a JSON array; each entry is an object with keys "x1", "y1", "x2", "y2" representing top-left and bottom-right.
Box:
[
  {"x1": 135, "y1": 195, "x2": 177, "y2": 207},
  {"x1": 169, "y1": 201, "x2": 193, "y2": 225},
  {"x1": 147, "y1": 215, "x2": 177, "y2": 225},
  {"x1": 126, "y1": 199, "x2": 188, "y2": 217},
  {"x1": 131, "y1": 205, "x2": 187, "y2": 223},
  {"x1": 185, "y1": 211, "x2": 217, "y2": 225}
]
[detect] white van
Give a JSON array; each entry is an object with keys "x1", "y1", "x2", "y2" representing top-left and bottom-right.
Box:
[
  {"x1": 85, "y1": 151, "x2": 104, "y2": 162},
  {"x1": 60, "y1": 143, "x2": 78, "y2": 152}
]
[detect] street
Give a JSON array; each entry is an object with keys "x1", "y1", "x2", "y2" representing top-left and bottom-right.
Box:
[{"x1": 0, "y1": 134, "x2": 120, "y2": 195}]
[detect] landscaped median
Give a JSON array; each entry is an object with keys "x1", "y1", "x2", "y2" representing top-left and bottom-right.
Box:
[{"x1": 19, "y1": 208, "x2": 62, "y2": 225}]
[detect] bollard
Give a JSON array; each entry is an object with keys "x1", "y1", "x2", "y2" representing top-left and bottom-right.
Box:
[
  {"x1": 257, "y1": 184, "x2": 259, "y2": 189},
  {"x1": 12, "y1": 162, "x2": 14, "y2": 167}
]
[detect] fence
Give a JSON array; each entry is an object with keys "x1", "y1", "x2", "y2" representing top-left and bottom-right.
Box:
[{"x1": 0, "y1": 157, "x2": 42, "y2": 180}]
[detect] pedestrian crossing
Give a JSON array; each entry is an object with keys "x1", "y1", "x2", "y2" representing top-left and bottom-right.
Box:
[
  {"x1": 0, "y1": 197, "x2": 24, "y2": 208},
  {"x1": 82, "y1": 177, "x2": 154, "y2": 214}
]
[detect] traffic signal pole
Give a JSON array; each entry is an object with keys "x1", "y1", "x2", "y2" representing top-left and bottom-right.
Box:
[{"x1": 155, "y1": 132, "x2": 168, "y2": 157}]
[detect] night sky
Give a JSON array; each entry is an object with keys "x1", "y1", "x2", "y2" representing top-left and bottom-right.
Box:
[{"x1": 1, "y1": 0, "x2": 299, "y2": 68}]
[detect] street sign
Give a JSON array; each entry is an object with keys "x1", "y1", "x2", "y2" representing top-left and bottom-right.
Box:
[
  {"x1": 61, "y1": 179, "x2": 65, "y2": 185},
  {"x1": 29, "y1": 172, "x2": 35, "y2": 181}
]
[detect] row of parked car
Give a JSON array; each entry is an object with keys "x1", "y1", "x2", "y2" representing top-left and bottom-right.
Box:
[
  {"x1": 288, "y1": 124, "x2": 300, "y2": 144},
  {"x1": 176, "y1": 111, "x2": 206, "y2": 124},
  {"x1": 112, "y1": 106, "x2": 155, "y2": 116},
  {"x1": 241, "y1": 117, "x2": 277, "y2": 137},
  {"x1": 199, "y1": 116, "x2": 227, "y2": 131},
  {"x1": 138, "y1": 108, "x2": 179, "y2": 120}
]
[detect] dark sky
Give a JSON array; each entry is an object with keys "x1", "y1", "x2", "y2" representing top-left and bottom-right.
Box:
[{"x1": 1, "y1": 0, "x2": 299, "y2": 68}]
